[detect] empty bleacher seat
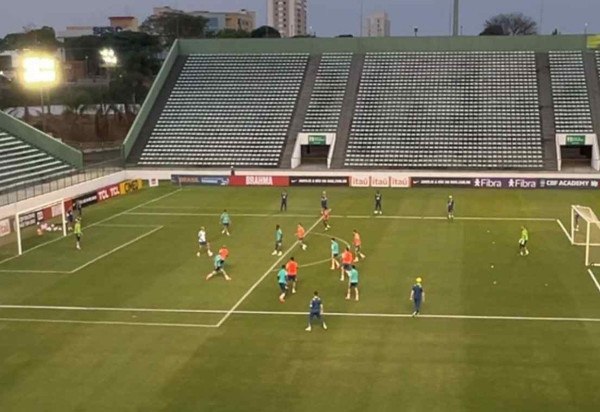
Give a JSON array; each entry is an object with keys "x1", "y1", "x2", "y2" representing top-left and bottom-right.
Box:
[
  {"x1": 0, "y1": 129, "x2": 74, "y2": 191},
  {"x1": 549, "y1": 51, "x2": 594, "y2": 134},
  {"x1": 344, "y1": 51, "x2": 544, "y2": 169},
  {"x1": 138, "y1": 53, "x2": 309, "y2": 167}
]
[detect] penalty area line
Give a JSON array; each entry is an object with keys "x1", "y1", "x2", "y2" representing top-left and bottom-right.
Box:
[
  {"x1": 587, "y1": 269, "x2": 600, "y2": 294},
  {"x1": 556, "y1": 219, "x2": 572, "y2": 242},
  {"x1": 215, "y1": 215, "x2": 324, "y2": 328}
]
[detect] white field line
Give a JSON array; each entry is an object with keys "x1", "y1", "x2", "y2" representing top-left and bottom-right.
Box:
[
  {"x1": 0, "y1": 226, "x2": 164, "y2": 275},
  {"x1": 127, "y1": 211, "x2": 557, "y2": 222},
  {"x1": 1, "y1": 306, "x2": 600, "y2": 325},
  {"x1": 0, "y1": 317, "x2": 218, "y2": 329},
  {"x1": 0, "y1": 188, "x2": 182, "y2": 266},
  {"x1": 97, "y1": 223, "x2": 162, "y2": 228},
  {"x1": 215, "y1": 216, "x2": 324, "y2": 327},
  {"x1": 557, "y1": 219, "x2": 572, "y2": 242},
  {"x1": 587, "y1": 269, "x2": 600, "y2": 293},
  {"x1": 0, "y1": 304, "x2": 226, "y2": 314},
  {"x1": 68, "y1": 226, "x2": 163, "y2": 273}
]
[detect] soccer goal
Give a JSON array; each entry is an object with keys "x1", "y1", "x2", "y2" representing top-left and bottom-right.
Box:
[
  {"x1": 570, "y1": 205, "x2": 600, "y2": 266},
  {"x1": 0, "y1": 198, "x2": 68, "y2": 260}
]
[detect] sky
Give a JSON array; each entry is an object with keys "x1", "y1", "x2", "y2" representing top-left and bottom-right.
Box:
[{"x1": 1, "y1": 0, "x2": 599, "y2": 38}]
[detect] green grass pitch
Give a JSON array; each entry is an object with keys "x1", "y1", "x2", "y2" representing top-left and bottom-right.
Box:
[{"x1": 0, "y1": 185, "x2": 600, "y2": 411}]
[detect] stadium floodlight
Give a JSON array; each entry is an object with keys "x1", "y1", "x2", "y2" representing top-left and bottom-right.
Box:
[
  {"x1": 21, "y1": 54, "x2": 59, "y2": 87},
  {"x1": 99, "y1": 48, "x2": 118, "y2": 68}
]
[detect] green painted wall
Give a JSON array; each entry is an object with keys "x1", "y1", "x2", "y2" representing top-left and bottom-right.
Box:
[
  {"x1": 122, "y1": 40, "x2": 180, "y2": 159},
  {"x1": 0, "y1": 111, "x2": 83, "y2": 168},
  {"x1": 178, "y1": 35, "x2": 588, "y2": 54}
]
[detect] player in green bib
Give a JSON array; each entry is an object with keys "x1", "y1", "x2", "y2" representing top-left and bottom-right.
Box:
[
  {"x1": 330, "y1": 238, "x2": 340, "y2": 270},
  {"x1": 346, "y1": 265, "x2": 359, "y2": 301},
  {"x1": 272, "y1": 225, "x2": 283, "y2": 256},
  {"x1": 220, "y1": 210, "x2": 231, "y2": 236},
  {"x1": 519, "y1": 226, "x2": 529, "y2": 256},
  {"x1": 74, "y1": 218, "x2": 82, "y2": 250},
  {"x1": 277, "y1": 265, "x2": 288, "y2": 302}
]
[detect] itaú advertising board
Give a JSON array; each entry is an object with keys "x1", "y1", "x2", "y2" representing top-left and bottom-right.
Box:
[{"x1": 350, "y1": 175, "x2": 410, "y2": 188}]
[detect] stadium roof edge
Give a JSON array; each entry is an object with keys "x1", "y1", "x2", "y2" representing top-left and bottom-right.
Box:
[{"x1": 177, "y1": 34, "x2": 591, "y2": 54}]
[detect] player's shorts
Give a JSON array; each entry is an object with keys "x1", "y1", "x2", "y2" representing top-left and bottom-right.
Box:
[
  {"x1": 275, "y1": 241, "x2": 282, "y2": 249},
  {"x1": 223, "y1": 222, "x2": 230, "y2": 227},
  {"x1": 297, "y1": 237, "x2": 304, "y2": 242},
  {"x1": 343, "y1": 263, "x2": 352, "y2": 271},
  {"x1": 309, "y1": 311, "x2": 321, "y2": 319},
  {"x1": 519, "y1": 239, "x2": 527, "y2": 246},
  {"x1": 332, "y1": 253, "x2": 339, "y2": 259},
  {"x1": 279, "y1": 283, "x2": 287, "y2": 292},
  {"x1": 354, "y1": 245, "x2": 361, "y2": 253},
  {"x1": 214, "y1": 263, "x2": 223, "y2": 271},
  {"x1": 199, "y1": 241, "x2": 207, "y2": 247},
  {"x1": 287, "y1": 274, "x2": 297, "y2": 281},
  {"x1": 76, "y1": 234, "x2": 81, "y2": 241},
  {"x1": 447, "y1": 207, "x2": 454, "y2": 213},
  {"x1": 350, "y1": 282, "x2": 358, "y2": 288}
]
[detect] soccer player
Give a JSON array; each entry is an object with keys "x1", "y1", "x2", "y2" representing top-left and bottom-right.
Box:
[
  {"x1": 206, "y1": 253, "x2": 231, "y2": 281},
  {"x1": 280, "y1": 190, "x2": 288, "y2": 212},
  {"x1": 277, "y1": 264, "x2": 288, "y2": 303},
  {"x1": 272, "y1": 224, "x2": 283, "y2": 256},
  {"x1": 330, "y1": 238, "x2": 341, "y2": 270},
  {"x1": 340, "y1": 247, "x2": 353, "y2": 281},
  {"x1": 575, "y1": 212, "x2": 580, "y2": 232},
  {"x1": 74, "y1": 218, "x2": 82, "y2": 250},
  {"x1": 219, "y1": 245, "x2": 229, "y2": 261},
  {"x1": 410, "y1": 277, "x2": 425, "y2": 317},
  {"x1": 447, "y1": 196, "x2": 455, "y2": 220},
  {"x1": 352, "y1": 229, "x2": 366, "y2": 262},
  {"x1": 75, "y1": 200, "x2": 82, "y2": 217},
  {"x1": 297, "y1": 223, "x2": 307, "y2": 250},
  {"x1": 220, "y1": 209, "x2": 231, "y2": 236},
  {"x1": 197, "y1": 226, "x2": 213, "y2": 257},
  {"x1": 322, "y1": 207, "x2": 331, "y2": 231},
  {"x1": 286, "y1": 256, "x2": 299, "y2": 294},
  {"x1": 346, "y1": 265, "x2": 360, "y2": 301},
  {"x1": 374, "y1": 190, "x2": 383, "y2": 215},
  {"x1": 320, "y1": 191, "x2": 329, "y2": 211},
  {"x1": 66, "y1": 208, "x2": 74, "y2": 231},
  {"x1": 306, "y1": 291, "x2": 327, "y2": 332},
  {"x1": 519, "y1": 226, "x2": 530, "y2": 256}
]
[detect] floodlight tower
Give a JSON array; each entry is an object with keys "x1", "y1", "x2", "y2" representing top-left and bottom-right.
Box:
[
  {"x1": 452, "y1": 0, "x2": 460, "y2": 36},
  {"x1": 99, "y1": 48, "x2": 118, "y2": 138},
  {"x1": 21, "y1": 54, "x2": 60, "y2": 133}
]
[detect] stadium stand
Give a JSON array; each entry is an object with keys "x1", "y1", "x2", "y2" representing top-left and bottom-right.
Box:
[
  {"x1": 549, "y1": 51, "x2": 594, "y2": 133},
  {"x1": 137, "y1": 53, "x2": 309, "y2": 167},
  {"x1": 0, "y1": 128, "x2": 75, "y2": 191},
  {"x1": 344, "y1": 51, "x2": 543, "y2": 169},
  {"x1": 302, "y1": 53, "x2": 352, "y2": 132}
]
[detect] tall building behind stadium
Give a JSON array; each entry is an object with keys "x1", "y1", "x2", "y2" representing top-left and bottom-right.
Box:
[{"x1": 267, "y1": 0, "x2": 308, "y2": 37}]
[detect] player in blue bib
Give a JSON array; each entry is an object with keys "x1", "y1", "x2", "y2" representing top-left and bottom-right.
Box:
[
  {"x1": 306, "y1": 291, "x2": 327, "y2": 331},
  {"x1": 410, "y1": 277, "x2": 425, "y2": 316}
]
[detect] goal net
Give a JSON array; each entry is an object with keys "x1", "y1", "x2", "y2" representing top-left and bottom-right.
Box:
[
  {"x1": 570, "y1": 205, "x2": 600, "y2": 266},
  {"x1": 0, "y1": 199, "x2": 68, "y2": 261}
]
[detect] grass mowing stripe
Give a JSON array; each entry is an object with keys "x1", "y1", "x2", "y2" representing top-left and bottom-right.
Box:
[
  {"x1": 0, "y1": 188, "x2": 182, "y2": 266},
  {"x1": 0, "y1": 317, "x2": 218, "y2": 328},
  {"x1": 215, "y1": 215, "x2": 324, "y2": 327},
  {"x1": 587, "y1": 269, "x2": 600, "y2": 293}
]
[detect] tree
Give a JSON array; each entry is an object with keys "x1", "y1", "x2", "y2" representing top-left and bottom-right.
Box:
[
  {"x1": 483, "y1": 13, "x2": 538, "y2": 36},
  {"x1": 480, "y1": 25, "x2": 505, "y2": 36},
  {"x1": 0, "y1": 26, "x2": 59, "y2": 51},
  {"x1": 251, "y1": 26, "x2": 281, "y2": 38},
  {"x1": 140, "y1": 12, "x2": 207, "y2": 47}
]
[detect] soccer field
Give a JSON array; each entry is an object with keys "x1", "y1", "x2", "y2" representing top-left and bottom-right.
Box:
[{"x1": 1, "y1": 185, "x2": 600, "y2": 411}]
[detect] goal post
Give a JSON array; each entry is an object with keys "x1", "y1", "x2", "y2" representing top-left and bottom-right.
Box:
[
  {"x1": 0, "y1": 198, "x2": 69, "y2": 260},
  {"x1": 570, "y1": 205, "x2": 600, "y2": 266}
]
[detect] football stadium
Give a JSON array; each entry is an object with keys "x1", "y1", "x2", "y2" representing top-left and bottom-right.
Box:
[{"x1": 1, "y1": 2, "x2": 600, "y2": 411}]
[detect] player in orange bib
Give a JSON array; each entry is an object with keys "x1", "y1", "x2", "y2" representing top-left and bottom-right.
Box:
[
  {"x1": 219, "y1": 245, "x2": 229, "y2": 261},
  {"x1": 340, "y1": 247, "x2": 354, "y2": 281},
  {"x1": 322, "y1": 208, "x2": 331, "y2": 231},
  {"x1": 286, "y1": 257, "x2": 299, "y2": 294},
  {"x1": 296, "y1": 223, "x2": 307, "y2": 251},
  {"x1": 352, "y1": 229, "x2": 366, "y2": 262}
]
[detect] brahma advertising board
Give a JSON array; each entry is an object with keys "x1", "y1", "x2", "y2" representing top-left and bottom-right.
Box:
[{"x1": 229, "y1": 176, "x2": 289, "y2": 187}]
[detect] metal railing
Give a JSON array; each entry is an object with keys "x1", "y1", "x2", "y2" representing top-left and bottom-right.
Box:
[{"x1": 0, "y1": 158, "x2": 124, "y2": 206}]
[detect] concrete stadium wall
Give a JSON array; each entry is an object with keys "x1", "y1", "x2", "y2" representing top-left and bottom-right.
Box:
[
  {"x1": 122, "y1": 40, "x2": 180, "y2": 160},
  {"x1": 0, "y1": 111, "x2": 83, "y2": 168},
  {"x1": 178, "y1": 35, "x2": 588, "y2": 54}
]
